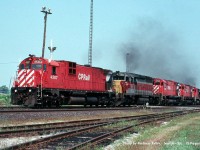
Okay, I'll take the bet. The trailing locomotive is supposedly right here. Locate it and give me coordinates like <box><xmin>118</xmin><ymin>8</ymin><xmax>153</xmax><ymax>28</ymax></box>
<box><xmin>110</xmin><ymin>71</ymin><xmax>155</xmax><ymax>105</ymax></box>
<box><xmin>153</xmin><ymin>78</ymin><xmax>200</xmax><ymax>105</ymax></box>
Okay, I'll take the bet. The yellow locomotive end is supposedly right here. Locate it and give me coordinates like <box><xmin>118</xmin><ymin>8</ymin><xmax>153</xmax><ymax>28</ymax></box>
<box><xmin>112</xmin><ymin>80</ymin><xmax>123</xmax><ymax>94</ymax></box>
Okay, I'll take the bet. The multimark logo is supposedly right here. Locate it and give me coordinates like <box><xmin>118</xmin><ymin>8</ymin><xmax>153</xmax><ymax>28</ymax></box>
<box><xmin>78</xmin><ymin>73</ymin><xmax>90</xmax><ymax>81</ymax></box>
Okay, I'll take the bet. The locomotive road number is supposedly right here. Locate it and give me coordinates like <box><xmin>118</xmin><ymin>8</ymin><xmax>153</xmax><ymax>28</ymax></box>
<box><xmin>50</xmin><ymin>75</ymin><xmax>58</xmax><ymax>79</ymax></box>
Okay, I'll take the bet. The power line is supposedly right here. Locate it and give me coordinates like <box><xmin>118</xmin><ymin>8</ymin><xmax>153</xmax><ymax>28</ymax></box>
<box><xmin>0</xmin><ymin>62</ymin><xmax>18</xmax><ymax>64</ymax></box>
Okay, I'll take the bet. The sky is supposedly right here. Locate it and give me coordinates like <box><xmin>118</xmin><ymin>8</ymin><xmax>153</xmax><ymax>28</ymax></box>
<box><xmin>1</xmin><ymin>0</ymin><xmax>200</xmax><ymax>87</ymax></box>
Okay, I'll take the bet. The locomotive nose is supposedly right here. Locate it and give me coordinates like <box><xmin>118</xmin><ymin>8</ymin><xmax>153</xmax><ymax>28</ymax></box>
<box><xmin>112</xmin><ymin>80</ymin><xmax>123</xmax><ymax>94</ymax></box>
<box><xmin>17</xmin><ymin>69</ymin><xmax>35</xmax><ymax>87</ymax></box>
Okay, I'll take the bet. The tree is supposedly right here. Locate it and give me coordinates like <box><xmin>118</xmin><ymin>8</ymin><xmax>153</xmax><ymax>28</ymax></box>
<box><xmin>0</xmin><ymin>85</ymin><xmax>9</xmax><ymax>94</ymax></box>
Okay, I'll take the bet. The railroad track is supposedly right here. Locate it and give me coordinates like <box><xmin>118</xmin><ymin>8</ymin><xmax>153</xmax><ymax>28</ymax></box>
<box><xmin>0</xmin><ymin>113</ymin><xmax>166</xmax><ymax>138</ymax></box>
<box><xmin>3</xmin><ymin>109</ymin><xmax>200</xmax><ymax>150</ymax></box>
<box><xmin>0</xmin><ymin>105</ymin><xmax>197</xmax><ymax>113</ymax></box>
<box><xmin>0</xmin><ymin>106</ymin><xmax>144</xmax><ymax>113</ymax></box>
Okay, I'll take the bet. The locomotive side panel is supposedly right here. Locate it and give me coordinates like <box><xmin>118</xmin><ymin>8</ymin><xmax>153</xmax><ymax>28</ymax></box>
<box><xmin>153</xmin><ymin>79</ymin><xmax>177</xmax><ymax>97</ymax></box>
<box><xmin>66</xmin><ymin>64</ymin><xmax>106</xmax><ymax>92</ymax></box>
<box><xmin>192</xmin><ymin>87</ymin><xmax>200</xmax><ymax>104</ymax></box>
<box><xmin>91</xmin><ymin>68</ymin><xmax>106</xmax><ymax>91</ymax></box>
<box><xmin>134</xmin><ymin>76</ymin><xmax>153</xmax><ymax>96</ymax></box>
<box><xmin>76</xmin><ymin>65</ymin><xmax>93</xmax><ymax>91</ymax></box>
<box><xmin>163</xmin><ymin>80</ymin><xmax>177</xmax><ymax>97</ymax></box>
<box><xmin>41</xmin><ymin>60</ymin><xmax>107</xmax><ymax>92</ymax></box>
<box><xmin>183</xmin><ymin>85</ymin><xmax>192</xmax><ymax>98</ymax></box>
<box><xmin>178</xmin><ymin>84</ymin><xmax>193</xmax><ymax>104</ymax></box>
<box><xmin>44</xmin><ymin>61</ymin><xmax>62</xmax><ymax>89</ymax></box>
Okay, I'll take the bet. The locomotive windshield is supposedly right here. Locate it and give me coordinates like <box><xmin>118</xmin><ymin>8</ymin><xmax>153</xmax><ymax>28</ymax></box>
<box><xmin>154</xmin><ymin>82</ymin><xmax>160</xmax><ymax>85</ymax></box>
<box><xmin>32</xmin><ymin>64</ymin><xmax>42</xmax><ymax>70</ymax></box>
<box><xmin>25</xmin><ymin>60</ymin><xmax>31</xmax><ymax>69</ymax></box>
<box><xmin>19</xmin><ymin>63</ymin><xmax>42</xmax><ymax>70</ymax></box>
<box><xmin>113</xmin><ymin>75</ymin><xmax>125</xmax><ymax>80</ymax></box>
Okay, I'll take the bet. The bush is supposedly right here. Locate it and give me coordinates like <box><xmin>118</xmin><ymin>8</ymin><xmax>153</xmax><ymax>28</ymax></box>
<box><xmin>0</xmin><ymin>94</ymin><xmax>11</xmax><ymax>106</ymax></box>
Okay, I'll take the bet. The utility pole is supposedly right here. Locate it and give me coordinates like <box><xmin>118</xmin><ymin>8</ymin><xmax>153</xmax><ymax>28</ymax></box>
<box><xmin>88</xmin><ymin>0</ymin><xmax>93</xmax><ymax>66</ymax></box>
<box><xmin>41</xmin><ymin>7</ymin><xmax>52</xmax><ymax>58</ymax></box>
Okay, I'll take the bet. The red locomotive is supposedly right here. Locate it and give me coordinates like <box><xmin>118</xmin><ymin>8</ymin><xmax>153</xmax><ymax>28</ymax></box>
<box><xmin>153</xmin><ymin>78</ymin><xmax>200</xmax><ymax>105</ymax></box>
<box><xmin>11</xmin><ymin>55</ymin><xmax>113</xmax><ymax>107</ymax></box>
<box><xmin>191</xmin><ymin>87</ymin><xmax>200</xmax><ymax>104</ymax></box>
<box><xmin>153</xmin><ymin>79</ymin><xmax>179</xmax><ymax>105</ymax></box>
<box><xmin>177</xmin><ymin>84</ymin><xmax>194</xmax><ymax>105</ymax></box>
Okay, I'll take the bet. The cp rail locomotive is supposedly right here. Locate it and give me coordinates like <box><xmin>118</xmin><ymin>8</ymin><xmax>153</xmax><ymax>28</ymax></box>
<box><xmin>11</xmin><ymin>55</ymin><xmax>200</xmax><ymax>107</ymax></box>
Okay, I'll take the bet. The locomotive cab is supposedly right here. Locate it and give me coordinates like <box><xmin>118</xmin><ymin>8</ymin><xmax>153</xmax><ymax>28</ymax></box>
<box><xmin>153</xmin><ymin>79</ymin><xmax>164</xmax><ymax>96</ymax></box>
<box><xmin>111</xmin><ymin>72</ymin><xmax>132</xmax><ymax>106</ymax></box>
<box><xmin>111</xmin><ymin>71</ymin><xmax>133</xmax><ymax>94</ymax></box>
<box><xmin>15</xmin><ymin>55</ymin><xmax>47</xmax><ymax>87</ymax></box>
<box><xmin>112</xmin><ymin>72</ymin><xmax>125</xmax><ymax>94</ymax></box>
<box><xmin>11</xmin><ymin>55</ymin><xmax>48</xmax><ymax>107</ymax></box>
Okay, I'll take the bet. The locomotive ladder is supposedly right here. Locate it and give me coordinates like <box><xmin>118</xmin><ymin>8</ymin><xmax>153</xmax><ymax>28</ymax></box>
<box><xmin>36</xmin><ymin>85</ymin><xmax>42</xmax><ymax>105</ymax></box>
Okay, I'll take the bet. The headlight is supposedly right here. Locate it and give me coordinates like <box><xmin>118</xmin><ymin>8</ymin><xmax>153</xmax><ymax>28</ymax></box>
<box><xmin>29</xmin><ymin>89</ymin><xmax>32</xmax><ymax>92</ymax></box>
<box><xmin>14</xmin><ymin>89</ymin><xmax>17</xmax><ymax>93</ymax></box>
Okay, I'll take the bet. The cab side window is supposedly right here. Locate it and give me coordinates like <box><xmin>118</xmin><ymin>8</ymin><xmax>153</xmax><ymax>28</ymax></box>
<box><xmin>52</xmin><ymin>66</ymin><xmax>56</xmax><ymax>75</ymax></box>
<box><xmin>43</xmin><ymin>64</ymin><xmax>47</xmax><ymax>71</ymax></box>
<box><xmin>131</xmin><ymin>77</ymin><xmax>134</xmax><ymax>83</ymax></box>
<box><xmin>19</xmin><ymin>64</ymin><xmax>24</xmax><ymax>69</ymax></box>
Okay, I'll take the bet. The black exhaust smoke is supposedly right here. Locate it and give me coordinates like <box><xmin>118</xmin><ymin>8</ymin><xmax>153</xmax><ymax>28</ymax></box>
<box><xmin>118</xmin><ymin>18</ymin><xmax>196</xmax><ymax>86</ymax></box>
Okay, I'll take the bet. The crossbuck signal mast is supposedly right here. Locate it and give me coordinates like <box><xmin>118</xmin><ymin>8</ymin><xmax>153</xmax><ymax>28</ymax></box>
<box><xmin>88</xmin><ymin>0</ymin><xmax>93</xmax><ymax>66</ymax></box>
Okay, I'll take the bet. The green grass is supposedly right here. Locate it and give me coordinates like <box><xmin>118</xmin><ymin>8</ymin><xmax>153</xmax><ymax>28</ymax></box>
<box><xmin>134</xmin><ymin>113</ymin><xmax>200</xmax><ymax>142</ymax></box>
<box><xmin>110</xmin><ymin>112</ymin><xmax>200</xmax><ymax>150</ymax></box>
<box><xmin>161</xmin><ymin>119</ymin><xmax>200</xmax><ymax>150</ymax></box>
<box><xmin>0</xmin><ymin>94</ymin><xmax>11</xmax><ymax>106</ymax></box>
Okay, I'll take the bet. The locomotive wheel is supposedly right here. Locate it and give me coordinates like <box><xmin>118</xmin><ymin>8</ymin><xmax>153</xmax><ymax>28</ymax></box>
<box><xmin>34</xmin><ymin>104</ymin><xmax>39</xmax><ymax>108</ymax></box>
<box><xmin>56</xmin><ymin>101</ymin><xmax>60</xmax><ymax>108</ymax></box>
<box><xmin>42</xmin><ymin>101</ymin><xmax>47</xmax><ymax>108</ymax></box>
<box><xmin>47</xmin><ymin>101</ymin><xmax>52</xmax><ymax>108</ymax></box>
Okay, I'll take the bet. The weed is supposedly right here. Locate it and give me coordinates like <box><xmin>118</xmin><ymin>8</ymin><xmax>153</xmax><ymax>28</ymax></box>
<box><xmin>161</xmin><ymin>118</ymin><xmax>200</xmax><ymax>150</ymax></box>
<box><xmin>110</xmin><ymin>112</ymin><xmax>200</xmax><ymax>150</ymax></box>
<box><xmin>0</xmin><ymin>94</ymin><xmax>11</xmax><ymax>106</ymax></box>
